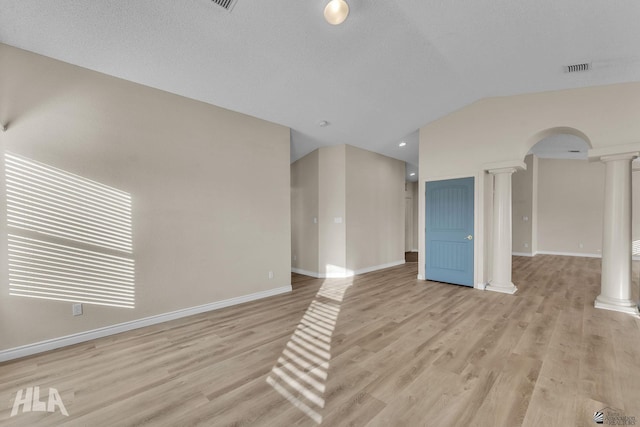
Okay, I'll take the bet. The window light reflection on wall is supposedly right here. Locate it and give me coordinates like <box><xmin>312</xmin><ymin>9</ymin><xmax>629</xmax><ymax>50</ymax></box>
<box><xmin>5</xmin><ymin>153</ymin><xmax>135</xmax><ymax>308</ymax></box>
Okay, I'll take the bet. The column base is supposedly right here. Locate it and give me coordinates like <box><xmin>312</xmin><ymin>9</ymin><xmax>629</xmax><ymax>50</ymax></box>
<box><xmin>486</xmin><ymin>281</ymin><xmax>518</xmax><ymax>295</ymax></box>
<box><xmin>594</xmin><ymin>295</ymin><xmax>640</xmax><ymax>315</ymax></box>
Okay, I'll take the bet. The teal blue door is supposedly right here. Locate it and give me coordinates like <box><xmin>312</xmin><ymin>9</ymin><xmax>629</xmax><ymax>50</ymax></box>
<box><xmin>425</xmin><ymin>177</ymin><xmax>474</xmax><ymax>286</ymax></box>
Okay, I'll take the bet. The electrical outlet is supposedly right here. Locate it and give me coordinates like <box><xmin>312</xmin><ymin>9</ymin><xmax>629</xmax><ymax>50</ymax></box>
<box><xmin>293</xmin><ymin>255</ymin><xmax>297</xmax><ymax>261</ymax></box>
<box><xmin>523</xmin><ymin>243</ymin><xmax>529</xmax><ymax>248</ymax></box>
<box><xmin>72</xmin><ymin>303</ymin><xmax>83</xmax><ymax>316</ymax></box>
<box><xmin>268</xmin><ymin>271</ymin><xmax>274</xmax><ymax>279</ymax></box>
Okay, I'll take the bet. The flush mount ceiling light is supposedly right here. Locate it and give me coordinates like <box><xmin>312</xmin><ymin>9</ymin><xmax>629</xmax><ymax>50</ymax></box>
<box><xmin>319</xmin><ymin>120</ymin><xmax>329</xmax><ymax>127</ymax></box>
<box><xmin>399</xmin><ymin>141</ymin><xmax>407</xmax><ymax>147</ymax></box>
<box><xmin>410</xmin><ymin>172</ymin><xmax>416</xmax><ymax>177</ymax></box>
<box><xmin>324</xmin><ymin>0</ymin><xmax>349</xmax><ymax>25</ymax></box>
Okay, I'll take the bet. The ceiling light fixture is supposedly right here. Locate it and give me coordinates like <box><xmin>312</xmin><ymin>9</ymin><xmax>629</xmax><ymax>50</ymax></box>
<box><xmin>324</xmin><ymin>0</ymin><xmax>349</xmax><ymax>25</ymax></box>
<box><xmin>410</xmin><ymin>172</ymin><xmax>416</xmax><ymax>177</ymax></box>
<box><xmin>399</xmin><ymin>141</ymin><xmax>407</xmax><ymax>147</ymax></box>
<box><xmin>319</xmin><ymin>120</ymin><xmax>329</xmax><ymax>127</ymax></box>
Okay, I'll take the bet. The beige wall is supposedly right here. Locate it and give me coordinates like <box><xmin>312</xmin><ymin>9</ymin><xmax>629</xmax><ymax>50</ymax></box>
<box><xmin>537</xmin><ymin>158</ymin><xmax>604</xmax><ymax>255</ymax></box>
<box><xmin>291</xmin><ymin>144</ymin><xmax>405</xmax><ymax>277</ymax></box>
<box><xmin>345</xmin><ymin>145</ymin><xmax>405</xmax><ymax>272</ymax></box>
<box><xmin>318</xmin><ymin>145</ymin><xmax>347</xmax><ymax>277</ymax></box>
<box><xmin>291</xmin><ymin>150</ymin><xmax>319</xmax><ymax>273</ymax></box>
<box><xmin>537</xmin><ymin>158</ymin><xmax>640</xmax><ymax>257</ymax></box>
<box><xmin>404</xmin><ymin>181</ymin><xmax>419</xmax><ymax>252</ymax></box>
<box><xmin>413</xmin><ymin>182</ymin><xmax>419</xmax><ymax>251</ymax></box>
<box><xmin>635</xmin><ymin>169</ymin><xmax>640</xmax><ymax>255</ymax></box>
<box><xmin>0</xmin><ymin>44</ymin><xmax>291</xmax><ymax>351</ymax></box>
<box><xmin>419</xmin><ymin>82</ymin><xmax>640</xmax><ymax>283</ymax></box>
<box><xmin>512</xmin><ymin>155</ymin><xmax>536</xmax><ymax>255</ymax></box>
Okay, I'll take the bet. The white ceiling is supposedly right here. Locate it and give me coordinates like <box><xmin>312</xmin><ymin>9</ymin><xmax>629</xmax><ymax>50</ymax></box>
<box><xmin>1</xmin><ymin>1</ymin><xmax>639</xmax><ymax>181</ymax></box>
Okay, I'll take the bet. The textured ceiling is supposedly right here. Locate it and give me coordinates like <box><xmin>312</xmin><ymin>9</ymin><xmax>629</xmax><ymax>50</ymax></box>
<box><xmin>1</xmin><ymin>1</ymin><xmax>639</xmax><ymax>181</ymax></box>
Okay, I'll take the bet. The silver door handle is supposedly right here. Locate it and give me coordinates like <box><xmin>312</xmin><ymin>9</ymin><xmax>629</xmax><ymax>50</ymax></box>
<box><xmin>466</xmin><ymin>235</ymin><xmax>473</xmax><ymax>240</ymax></box>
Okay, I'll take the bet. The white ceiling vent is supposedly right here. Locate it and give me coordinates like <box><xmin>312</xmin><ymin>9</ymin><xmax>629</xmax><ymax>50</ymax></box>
<box><xmin>565</xmin><ymin>63</ymin><xmax>590</xmax><ymax>73</ymax></box>
<box><xmin>211</xmin><ymin>0</ymin><xmax>237</xmax><ymax>12</ymax></box>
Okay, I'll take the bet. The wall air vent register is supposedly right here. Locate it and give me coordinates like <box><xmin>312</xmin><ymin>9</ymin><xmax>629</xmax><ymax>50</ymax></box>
<box><xmin>211</xmin><ymin>0</ymin><xmax>238</xmax><ymax>11</ymax></box>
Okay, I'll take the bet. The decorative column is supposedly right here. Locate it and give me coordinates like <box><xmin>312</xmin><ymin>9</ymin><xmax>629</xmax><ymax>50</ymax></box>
<box><xmin>594</xmin><ymin>153</ymin><xmax>639</xmax><ymax>315</ymax></box>
<box><xmin>487</xmin><ymin>167</ymin><xmax>519</xmax><ymax>294</ymax></box>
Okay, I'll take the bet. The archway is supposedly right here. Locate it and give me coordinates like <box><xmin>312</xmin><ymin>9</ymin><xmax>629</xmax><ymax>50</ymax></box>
<box><xmin>512</xmin><ymin>128</ymin><xmax>592</xmax><ymax>257</ymax></box>
<box><xmin>514</xmin><ymin>127</ymin><xmax>639</xmax><ymax>315</ymax></box>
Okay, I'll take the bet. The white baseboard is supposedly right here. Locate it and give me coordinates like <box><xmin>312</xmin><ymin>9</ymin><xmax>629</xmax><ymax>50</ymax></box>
<box><xmin>0</xmin><ymin>285</ymin><xmax>292</xmax><ymax>363</ymax></box>
<box><xmin>512</xmin><ymin>252</ymin><xmax>535</xmax><ymax>257</ymax></box>
<box><xmin>536</xmin><ymin>250</ymin><xmax>601</xmax><ymax>258</ymax></box>
<box><xmin>292</xmin><ymin>260</ymin><xmax>406</xmax><ymax>279</ymax></box>
<box><xmin>354</xmin><ymin>260</ymin><xmax>405</xmax><ymax>275</ymax></box>
<box><xmin>514</xmin><ymin>250</ymin><xmax>639</xmax><ymax>261</ymax></box>
<box><xmin>291</xmin><ymin>268</ymin><xmax>321</xmax><ymax>278</ymax></box>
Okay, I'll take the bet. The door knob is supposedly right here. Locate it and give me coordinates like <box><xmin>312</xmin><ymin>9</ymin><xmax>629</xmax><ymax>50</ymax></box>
<box><xmin>466</xmin><ymin>235</ymin><xmax>473</xmax><ymax>240</ymax></box>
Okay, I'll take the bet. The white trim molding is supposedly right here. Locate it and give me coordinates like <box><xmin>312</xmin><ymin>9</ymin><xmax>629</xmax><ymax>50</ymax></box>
<box><xmin>354</xmin><ymin>260</ymin><xmax>405</xmax><ymax>275</ymax></box>
<box><xmin>536</xmin><ymin>250</ymin><xmax>602</xmax><ymax>258</ymax></box>
<box><xmin>513</xmin><ymin>250</ymin><xmax>639</xmax><ymax>261</ymax></box>
<box><xmin>292</xmin><ymin>260</ymin><xmax>406</xmax><ymax>279</ymax></box>
<box><xmin>291</xmin><ymin>268</ymin><xmax>321</xmax><ymax>278</ymax></box>
<box><xmin>588</xmin><ymin>143</ymin><xmax>640</xmax><ymax>161</ymax></box>
<box><xmin>482</xmin><ymin>159</ymin><xmax>527</xmax><ymax>172</ymax></box>
<box><xmin>512</xmin><ymin>252</ymin><xmax>536</xmax><ymax>257</ymax></box>
<box><xmin>0</xmin><ymin>285</ymin><xmax>292</xmax><ymax>362</ymax></box>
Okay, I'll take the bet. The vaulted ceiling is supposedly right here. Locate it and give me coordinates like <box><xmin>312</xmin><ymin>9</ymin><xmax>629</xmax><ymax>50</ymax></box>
<box><xmin>1</xmin><ymin>1</ymin><xmax>639</xmax><ymax>180</ymax></box>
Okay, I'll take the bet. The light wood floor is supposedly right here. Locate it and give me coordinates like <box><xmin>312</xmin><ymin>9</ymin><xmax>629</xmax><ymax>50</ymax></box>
<box><xmin>1</xmin><ymin>255</ymin><xmax>639</xmax><ymax>426</ymax></box>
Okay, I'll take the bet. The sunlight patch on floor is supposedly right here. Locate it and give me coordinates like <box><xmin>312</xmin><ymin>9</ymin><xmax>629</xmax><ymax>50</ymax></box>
<box><xmin>267</xmin><ymin>278</ymin><xmax>352</xmax><ymax>424</ymax></box>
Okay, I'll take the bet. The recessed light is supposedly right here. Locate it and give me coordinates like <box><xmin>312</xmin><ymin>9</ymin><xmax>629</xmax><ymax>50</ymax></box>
<box><xmin>410</xmin><ymin>172</ymin><xmax>416</xmax><ymax>177</ymax></box>
<box><xmin>399</xmin><ymin>141</ymin><xmax>407</xmax><ymax>147</ymax></box>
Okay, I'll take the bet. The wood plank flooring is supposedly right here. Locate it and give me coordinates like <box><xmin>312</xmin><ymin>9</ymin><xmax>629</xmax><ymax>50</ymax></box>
<box><xmin>1</xmin><ymin>255</ymin><xmax>639</xmax><ymax>426</ymax></box>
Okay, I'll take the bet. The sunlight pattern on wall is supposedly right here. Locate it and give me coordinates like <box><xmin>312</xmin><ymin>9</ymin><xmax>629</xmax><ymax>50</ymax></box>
<box><xmin>267</xmin><ymin>278</ymin><xmax>352</xmax><ymax>424</ymax></box>
<box><xmin>5</xmin><ymin>153</ymin><xmax>132</xmax><ymax>252</ymax></box>
<box><xmin>5</xmin><ymin>153</ymin><xmax>135</xmax><ymax>308</ymax></box>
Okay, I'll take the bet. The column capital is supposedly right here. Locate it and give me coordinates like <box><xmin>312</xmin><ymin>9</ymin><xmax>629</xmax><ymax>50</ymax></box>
<box><xmin>588</xmin><ymin>142</ymin><xmax>640</xmax><ymax>162</ymax></box>
<box><xmin>598</xmin><ymin>152</ymin><xmax>639</xmax><ymax>163</ymax></box>
<box><xmin>487</xmin><ymin>167</ymin><xmax>519</xmax><ymax>175</ymax></box>
<box><xmin>483</xmin><ymin>160</ymin><xmax>526</xmax><ymax>173</ymax></box>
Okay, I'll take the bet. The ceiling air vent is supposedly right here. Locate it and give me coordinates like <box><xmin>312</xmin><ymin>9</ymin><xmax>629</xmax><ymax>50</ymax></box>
<box><xmin>565</xmin><ymin>63</ymin><xmax>590</xmax><ymax>73</ymax></box>
<box><xmin>211</xmin><ymin>0</ymin><xmax>237</xmax><ymax>11</ymax></box>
